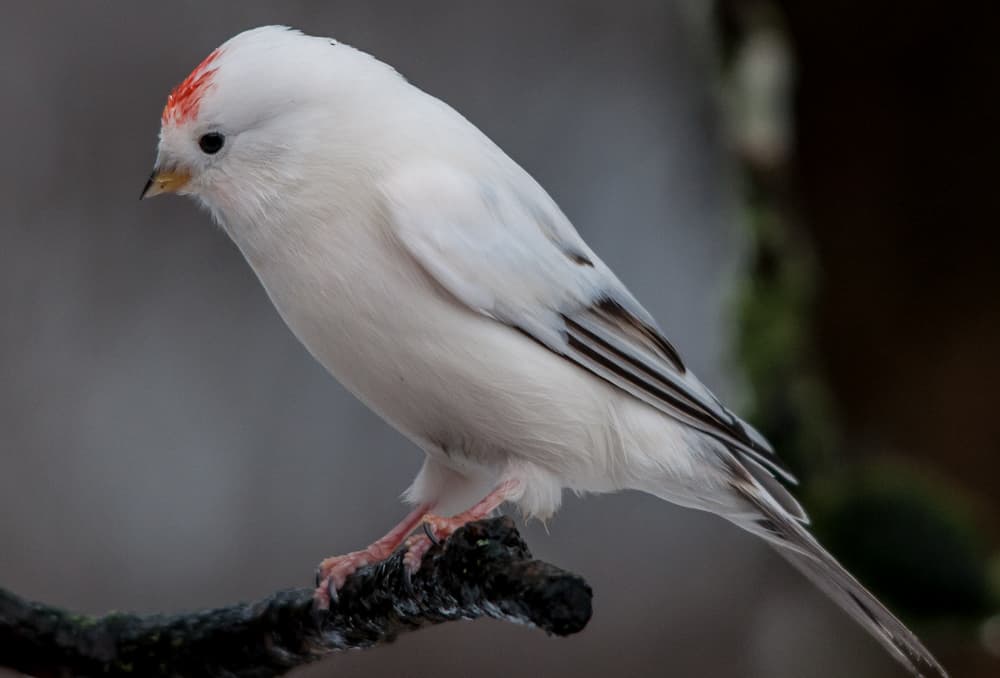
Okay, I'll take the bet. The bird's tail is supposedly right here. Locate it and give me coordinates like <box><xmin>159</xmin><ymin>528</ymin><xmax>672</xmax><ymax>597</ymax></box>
<box><xmin>726</xmin><ymin>475</ymin><xmax>948</xmax><ymax>678</ymax></box>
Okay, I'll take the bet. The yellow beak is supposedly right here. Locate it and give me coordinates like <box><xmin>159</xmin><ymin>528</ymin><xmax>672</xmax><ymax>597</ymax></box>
<box><xmin>140</xmin><ymin>167</ymin><xmax>191</xmax><ymax>199</ymax></box>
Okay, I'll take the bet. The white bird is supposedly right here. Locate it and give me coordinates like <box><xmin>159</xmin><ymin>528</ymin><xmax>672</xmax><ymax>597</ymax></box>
<box><xmin>143</xmin><ymin>26</ymin><xmax>946</xmax><ymax>677</ymax></box>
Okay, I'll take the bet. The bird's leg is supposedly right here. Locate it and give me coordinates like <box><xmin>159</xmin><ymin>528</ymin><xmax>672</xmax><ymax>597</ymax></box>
<box><xmin>403</xmin><ymin>479</ymin><xmax>520</xmax><ymax>571</ymax></box>
<box><xmin>313</xmin><ymin>502</ymin><xmax>432</xmax><ymax>609</ymax></box>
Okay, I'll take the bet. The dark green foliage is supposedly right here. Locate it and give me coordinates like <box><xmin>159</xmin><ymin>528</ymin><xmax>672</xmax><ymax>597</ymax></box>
<box><xmin>733</xmin><ymin>177</ymin><xmax>995</xmax><ymax>622</ymax></box>
<box><xmin>811</xmin><ymin>467</ymin><xmax>992</xmax><ymax>618</ymax></box>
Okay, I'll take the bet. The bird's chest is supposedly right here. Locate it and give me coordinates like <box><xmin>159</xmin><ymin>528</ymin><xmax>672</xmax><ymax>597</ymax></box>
<box><xmin>224</xmin><ymin>211</ymin><xmax>600</xmax><ymax>480</ymax></box>
<box><xmin>236</xmin><ymin>216</ymin><xmax>480</xmax><ymax>438</ymax></box>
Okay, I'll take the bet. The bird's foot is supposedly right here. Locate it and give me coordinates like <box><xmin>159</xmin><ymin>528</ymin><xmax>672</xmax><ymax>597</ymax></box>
<box><xmin>402</xmin><ymin>514</ymin><xmax>469</xmax><ymax>571</ymax></box>
<box><xmin>312</xmin><ymin>503</ymin><xmax>432</xmax><ymax>609</ymax></box>
<box><xmin>313</xmin><ymin>544</ymin><xmax>393</xmax><ymax>609</ymax></box>
<box><xmin>403</xmin><ymin>479</ymin><xmax>520</xmax><ymax>573</ymax></box>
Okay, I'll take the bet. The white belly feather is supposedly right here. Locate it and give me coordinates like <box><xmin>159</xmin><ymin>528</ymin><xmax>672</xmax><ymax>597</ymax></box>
<box><xmin>220</xmin><ymin>208</ymin><xmax>708</xmax><ymax>518</ymax></box>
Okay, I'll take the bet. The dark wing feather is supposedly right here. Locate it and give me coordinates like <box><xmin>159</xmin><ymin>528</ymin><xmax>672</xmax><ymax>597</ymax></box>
<box><xmin>383</xmin><ymin>162</ymin><xmax>796</xmax><ymax>489</ymax></box>
<box><xmin>558</xmin><ymin>295</ymin><xmax>798</xmax><ymax>487</ymax></box>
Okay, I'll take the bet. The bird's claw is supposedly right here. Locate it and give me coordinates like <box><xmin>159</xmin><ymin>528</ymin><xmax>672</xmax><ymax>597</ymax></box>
<box><xmin>313</xmin><ymin>572</ymin><xmax>341</xmax><ymax>611</ymax></box>
<box><xmin>312</xmin><ymin>549</ymin><xmax>378</xmax><ymax>610</ymax></box>
<box><xmin>326</xmin><ymin>577</ymin><xmax>339</xmax><ymax>607</ymax></box>
<box><xmin>422</xmin><ymin>520</ymin><xmax>441</xmax><ymax>545</ymax></box>
<box><xmin>404</xmin><ymin>514</ymin><xmax>463</xmax><ymax>572</ymax></box>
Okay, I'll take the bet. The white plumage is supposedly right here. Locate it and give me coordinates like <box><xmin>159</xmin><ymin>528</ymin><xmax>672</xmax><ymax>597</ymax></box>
<box><xmin>144</xmin><ymin>26</ymin><xmax>946</xmax><ymax>677</ymax></box>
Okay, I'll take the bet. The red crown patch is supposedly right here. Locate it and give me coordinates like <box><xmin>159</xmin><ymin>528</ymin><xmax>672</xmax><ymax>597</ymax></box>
<box><xmin>162</xmin><ymin>49</ymin><xmax>222</xmax><ymax>125</ymax></box>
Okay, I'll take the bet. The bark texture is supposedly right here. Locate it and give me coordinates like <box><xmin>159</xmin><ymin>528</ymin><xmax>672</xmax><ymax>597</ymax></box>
<box><xmin>0</xmin><ymin>517</ymin><xmax>591</xmax><ymax>678</ymax></box>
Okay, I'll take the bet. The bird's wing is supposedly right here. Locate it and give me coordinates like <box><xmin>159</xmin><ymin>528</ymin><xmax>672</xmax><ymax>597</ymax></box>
<box><xmin>382</xmin><ymin>162</ymin><xmax>797</xmax><ymax>489</ymax></box>
<box><xmin>383</xmin><ymin>163</ymin><xmax>954</xmax><ymax>677</ymax></box>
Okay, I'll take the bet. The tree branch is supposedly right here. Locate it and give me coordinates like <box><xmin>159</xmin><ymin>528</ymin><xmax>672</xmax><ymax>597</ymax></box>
<box><xmin>0</xmin><ymin>517</ymin><xmax>591</xmax><ymax>678</ymax></box>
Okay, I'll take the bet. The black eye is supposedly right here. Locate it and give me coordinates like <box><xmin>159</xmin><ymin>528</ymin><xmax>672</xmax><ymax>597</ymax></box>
<box><xmin>198</xmin><ymin>132</ymin><xmax>225</xmax><ymax>154</ymax></box>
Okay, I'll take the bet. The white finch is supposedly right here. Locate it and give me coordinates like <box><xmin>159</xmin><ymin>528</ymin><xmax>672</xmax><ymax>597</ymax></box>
<box><xmin>143</xmin><ymin>26</ymin><xmax>945</xmax><ymax>677</ymax></box>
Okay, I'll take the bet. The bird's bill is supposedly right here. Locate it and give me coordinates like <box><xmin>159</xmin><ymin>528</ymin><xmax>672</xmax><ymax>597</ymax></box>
<box><xmin>140</xmin><ymin>167</ymin><xmax>191</xmax><ymax>199</ymax></box>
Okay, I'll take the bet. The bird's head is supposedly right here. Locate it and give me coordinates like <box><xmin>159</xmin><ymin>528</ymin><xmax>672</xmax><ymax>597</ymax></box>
<box><xmin>142</xmin><ymin>25</ymin><xmax>405</xmax><ymax>225</ymax></box>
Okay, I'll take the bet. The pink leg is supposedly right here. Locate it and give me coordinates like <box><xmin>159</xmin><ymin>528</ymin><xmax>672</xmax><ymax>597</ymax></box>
<box><xmin>403</xmin><ymin>479</ymin><xmax>520</xmax><ymax>571</ymax></box>
<box><xmin>313</xmin><ymin>502</ymin><xmax>432</xmax><ymax>609</ymax></box>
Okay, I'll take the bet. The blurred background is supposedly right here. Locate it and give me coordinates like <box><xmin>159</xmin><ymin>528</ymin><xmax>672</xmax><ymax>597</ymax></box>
<box><xmin>1</xmin><ymin>2</ymin><xmax>996</xmax><ymax>676</ymax></box>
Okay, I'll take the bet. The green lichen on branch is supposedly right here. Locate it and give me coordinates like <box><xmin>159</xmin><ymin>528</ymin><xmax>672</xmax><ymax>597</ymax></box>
<box><xmin>0</xmin><ymin>517</ymin><xmax>592</xmax><ymax>678</ymax></box>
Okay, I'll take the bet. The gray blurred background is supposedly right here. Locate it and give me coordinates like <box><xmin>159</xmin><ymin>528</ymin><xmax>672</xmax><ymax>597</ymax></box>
<box><xmin>2</xmin><ymin>2</ymin><xmax>994</xmax><ymax>677</ymax></box>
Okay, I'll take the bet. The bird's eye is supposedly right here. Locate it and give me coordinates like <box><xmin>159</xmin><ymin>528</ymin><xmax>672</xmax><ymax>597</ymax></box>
<box><xmin>198</xmin><ymin>132</ymin><xmax>225</xmax><ymax>155</ymax></box>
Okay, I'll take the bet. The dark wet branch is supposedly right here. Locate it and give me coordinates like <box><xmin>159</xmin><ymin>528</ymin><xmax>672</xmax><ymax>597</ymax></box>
<box><xmin>0</xmin><ymin>517</ymin><xmax>591</xmax><ymax>678</ymax></box>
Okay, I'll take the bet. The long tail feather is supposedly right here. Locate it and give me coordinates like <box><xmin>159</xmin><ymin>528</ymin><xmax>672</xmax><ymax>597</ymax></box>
<box><xmin>732</xmin><ymin>481</ymin><xmax>948</xmax><ymax>678</ymax></box>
